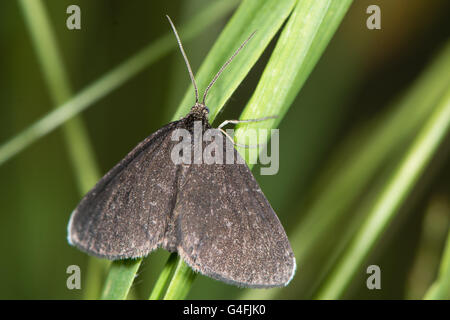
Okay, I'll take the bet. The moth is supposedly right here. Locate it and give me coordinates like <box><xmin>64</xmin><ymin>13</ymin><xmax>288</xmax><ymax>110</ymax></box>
<box><xmin>68</xmin><ymin>16</ymin><xmax>296</xmax><ymax>288</ymax></box>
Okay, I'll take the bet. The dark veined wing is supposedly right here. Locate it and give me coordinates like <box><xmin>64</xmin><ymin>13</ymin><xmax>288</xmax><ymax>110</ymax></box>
<box><xmin>68</xmin><ymin>121</ymin><xmax>182</xmax><ymax>260</ymax></box>
<box><xmin>174</xmin><ymin>134</ymin><xmax>296</xmax><ymax>288</ymax></box>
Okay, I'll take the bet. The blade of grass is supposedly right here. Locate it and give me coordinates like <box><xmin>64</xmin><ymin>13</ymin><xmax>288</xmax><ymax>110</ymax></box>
<box><xmin>236</xmin><ymin>0</ymin><xmax>353</xmax><ymax>151</ymax></box>
<box><xmin>101</xmin><ymin>259</ymin><xmax>142</xmax><ymax>300</ymax></box>
<box><xmin>145</xmin><ymin>0</ymin><xmax>298</xmax><ymax>300</ymax></box>
<box><xmin>406</xmin><ymin>195</ymin><xmax>449</xmax><ymax>299</ymax></box>
<box><xmin>235</xmin><ymin>0</ymin><xmax>353</xmax><ymax>299</ymax></box>
<box><xmin>163</xmin><ymin>256</ymin><xmax>198</xmax><ymax>300</ymax></box>
<box><xmin>18</xmin><ymin>0</ymin><xmax>99</xmax><ymax>191</ymax></box>
<box><xmin>316</xmin><ymin>83</ymin><xmax>450</xmax><ymax>299</ymax></box>
<box><xmin>149</xmin><ymin>253</ymin><xmax>178</xmax><ymax>300</ymax></box>
<box><xmin>83</xmin><ymin>255</ymin><xmax>109</xmax><ymax>300</ymax></box>
<box><xmin>0</xmin><ymin>0</ymin><xmax>239</xmax><ymax>167</ymax></box>
<box><xmin>300</xmin><ymin>140</ymin><xmax>447</xmax><ymax>300</ymax></box>
<box><xmin>423</xmin><ymin>228</ymin><xmax>450</xmax><ymax>299</ymax></box>
<box><xmin>18</xmin><ymin>0</ymin><xmax>108</xmax><ymax>299</ymax></box>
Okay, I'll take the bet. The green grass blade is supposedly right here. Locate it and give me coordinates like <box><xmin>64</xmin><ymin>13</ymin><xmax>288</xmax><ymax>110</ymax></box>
<box><xmin>316</xmin><ymin>82</ymin><xmax>450</xmax><ymax>299</ymax></box>
<box><xmin>423</xmin><ymin>229</ymin><xmax>450</xmax><ymax>299</ymax></box>
<box><xmin>18</xmin><ymin>0</ymin><xmax>108</xmax><ymax>299</ymax></box>
<box><xmin>84</xmin><ymin>257</ymin><xmax>110</xmax><ymax>300</ymax></box>
<box><xmin>236</xmin><ymin>0</ymin><xmax>353</xmax><ymax>152</ymax></box>
<box><xmin>149</xmin><ymin>253</ymin><xmax>178</xmax><ymax>300</ymax></box>
<box><xmin>18</xmin><ymin>0</ymin><xmax>100</xmax><ymax>192</ymax></box>
<box><xmin>405</xmin><ymin>195</ymin><xmax>450</xmax><ymax>299</ymax></box>
<box><xmin>163</xmin><ymin>256</ymin><xmax>198</xmax><ymax>300</ymax></box>
<box><xmin>0</xmin><ymin>0</ymin><xmax>239</xmax><ymax>168</ymax></box>
<box><xmin>100</xmin><ymin>259</ymin><xmax>142</xmax><ymax>300</ymax></box>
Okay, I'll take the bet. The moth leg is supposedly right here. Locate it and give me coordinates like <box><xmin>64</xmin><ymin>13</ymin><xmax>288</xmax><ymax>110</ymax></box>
<box><xmin>218</xmin><ymin>116</ymin><xmax>277</xmax><ymax>149</ymax></box>
<box><xmin>218</xmin><ymin>128</ymin><xmax>256</xmax><ymax>149</ymax></box>
<box><xmin>217</xmin><ymin>116</ymin><xmax>277</xmax><ymax>129</ymax></box>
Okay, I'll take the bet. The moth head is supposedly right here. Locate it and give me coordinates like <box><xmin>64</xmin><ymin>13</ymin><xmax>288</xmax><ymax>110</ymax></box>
<box><xmin>190</xmin><ymin>102</ymin><xmax>209</xmax><ymax>120</ymax></box>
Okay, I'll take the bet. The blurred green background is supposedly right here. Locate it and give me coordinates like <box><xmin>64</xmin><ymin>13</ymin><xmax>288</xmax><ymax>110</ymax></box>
<box><xmin>0</xmin><ymin>0</ymin><xmax>449</xmax><ymax>299</ymax></box>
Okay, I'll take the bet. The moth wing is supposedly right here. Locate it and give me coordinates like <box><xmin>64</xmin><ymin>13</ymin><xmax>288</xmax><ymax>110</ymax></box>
<box><xmin>175</xmin><ymin>136</ymin><xmax>296</xmax><ymax>288</ymax></box>
<box><xmin>68</xmin><ymin>121</ymin><xmax>181</xmax><ymax>260</ymax></box>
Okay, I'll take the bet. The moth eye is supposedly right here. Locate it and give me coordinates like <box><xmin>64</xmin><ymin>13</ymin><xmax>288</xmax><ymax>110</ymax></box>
<box><xmin>205</xmin><ymin>107</ymin><xmax>210</xmax><ymax>113</ymax></box>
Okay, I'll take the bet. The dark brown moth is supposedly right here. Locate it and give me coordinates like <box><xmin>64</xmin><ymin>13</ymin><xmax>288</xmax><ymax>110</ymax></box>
<box><xmin>67</xmin><ymin>16</ymin><xmax>296</xmax><ymax>288</ymax></box>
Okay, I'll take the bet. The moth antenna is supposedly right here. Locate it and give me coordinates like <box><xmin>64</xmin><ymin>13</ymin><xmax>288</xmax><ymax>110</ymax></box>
<box><xmin>166</xmin><ymin>15</ymin><xmax>199</xmax><ymax>103</ymax></box>
<box><xmin>202</xmin><ymin>31</ymin><xmax>256</xmax><ymax>105</ymax></box>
